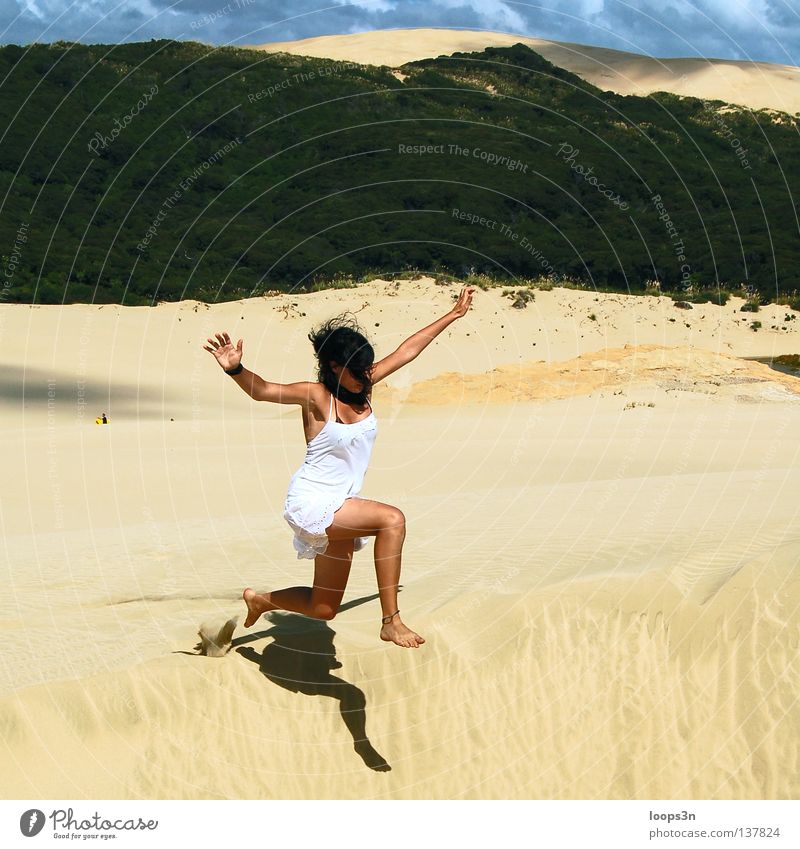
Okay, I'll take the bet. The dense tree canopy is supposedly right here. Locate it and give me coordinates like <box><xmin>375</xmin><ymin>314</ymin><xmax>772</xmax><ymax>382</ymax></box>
<box><xmin>0</xmin><ymin>40</ymin><xmax>797</xmax><ymax>304</ymax></box>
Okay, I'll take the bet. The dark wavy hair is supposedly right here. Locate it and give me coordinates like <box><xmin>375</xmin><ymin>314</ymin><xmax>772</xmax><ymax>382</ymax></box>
<box><xmin>308</xmin><ymin>315</ymin><xmax>374</xmax><ymax>406</ymax></box>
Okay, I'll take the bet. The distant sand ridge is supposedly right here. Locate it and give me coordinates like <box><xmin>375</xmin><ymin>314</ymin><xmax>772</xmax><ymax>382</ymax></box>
<box><xmin>253</xmin><ymin>28</ymin><xmax>800</xmax><ymax>113</ymax></box>
<box><xmin>401</xmin><ymin>343</ymin><xmax>800</xmax><ymax>405</ymax></box>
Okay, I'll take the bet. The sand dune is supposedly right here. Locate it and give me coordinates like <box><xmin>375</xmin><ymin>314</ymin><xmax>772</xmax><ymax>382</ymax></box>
<box><xmin>404</xmin><ymin>343</ymin><xmax>800</xmax><ymax>405</ymax></box>
<box><xmin>2</xmin><ymin>540</ymin><xmax>798</xmax><ymax>798</ymax></box>
<box><xmin>252</xmin><ymin>28</ymin><xmax>800</xmax><ymax>114</ymax></box>
<box><xmin>2</xmin><ymin>278</ymin><xmax>799</xmax><ymax>798</ymax></box>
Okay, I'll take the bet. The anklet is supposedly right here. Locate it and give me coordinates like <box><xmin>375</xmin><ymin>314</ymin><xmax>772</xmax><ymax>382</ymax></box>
<box><xmin>381</xmin><ymin>610</ymin><xmax>399</xmax><ymax>624</ymax></box>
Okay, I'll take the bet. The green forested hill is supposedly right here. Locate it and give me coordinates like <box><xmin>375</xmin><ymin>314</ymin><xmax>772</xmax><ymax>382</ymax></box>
<box><xmin>0</xmin><ymin>39</ymin><xmax>797</xmax><ymax>305</ymax></box>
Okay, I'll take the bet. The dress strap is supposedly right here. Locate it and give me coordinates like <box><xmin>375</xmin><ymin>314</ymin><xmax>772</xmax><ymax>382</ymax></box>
<box><xmin>327</xmin><ymin>392</ymin><xmax>334</xmax><ymax>423</ymax></box>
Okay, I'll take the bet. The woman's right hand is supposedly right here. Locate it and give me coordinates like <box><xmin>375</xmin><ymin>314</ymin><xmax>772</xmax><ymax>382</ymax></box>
<box><xmin>450</xmin><ymin>286</ymin><xmax>476</xmax><ymax>319</ymax></box>
<box><xmin>203</xmin><ymin>332</ymin><xmax>243</xmax><ymax>371</ymax></box>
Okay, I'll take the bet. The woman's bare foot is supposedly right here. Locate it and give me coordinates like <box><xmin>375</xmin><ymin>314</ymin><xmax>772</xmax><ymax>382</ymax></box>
<box><xmin>243</xmin><ymin>587</ymin><xmax>272</xmax><ymax>628</ymax></box>
<box><xmin>380</xmin><ymin>615</ymin><xmax>425</xmax><ymax>648</ymax></box>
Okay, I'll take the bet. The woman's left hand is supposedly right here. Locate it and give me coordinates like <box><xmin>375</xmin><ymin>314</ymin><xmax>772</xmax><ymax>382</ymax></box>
<box><xmin>451</xmin><ymin>286</ymin><xmax>476</xmax><ymax>319</ymax></box>
<box><xmin>203</xmin><ymin>331</ymin><xmax>243</xmax><ymax>371</ymax></box>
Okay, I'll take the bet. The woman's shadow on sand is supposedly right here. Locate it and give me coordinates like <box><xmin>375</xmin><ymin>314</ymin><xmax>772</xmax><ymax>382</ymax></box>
<box><xmin>233</xmin><ymin>593</ymin><xmax>391</xmax><ymax>772</ymax></box>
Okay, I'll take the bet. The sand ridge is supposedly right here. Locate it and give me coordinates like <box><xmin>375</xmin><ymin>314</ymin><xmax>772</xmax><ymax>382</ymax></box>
<box><xmin>401</xmin><ymin>343</ymin><xmax>800</xmax><ymax>405</ymax></box>
<box><xmin>250</xmin><ymin>28</ymin><xmax>800</xmax><ymax>114</ymax></box>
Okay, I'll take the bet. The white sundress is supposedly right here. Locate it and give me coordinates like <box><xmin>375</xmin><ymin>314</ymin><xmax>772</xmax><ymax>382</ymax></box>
<box><xmin>283</xmin><ymin>391</ymin><xmax>378</xmax><ymax>560</ymax></box>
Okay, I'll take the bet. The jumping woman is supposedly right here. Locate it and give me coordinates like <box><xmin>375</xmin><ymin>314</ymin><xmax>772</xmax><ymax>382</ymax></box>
<box><xmin>203</xmin><ymin>286</ymin><xmax>475</xmax><ymax>648</ymax></box>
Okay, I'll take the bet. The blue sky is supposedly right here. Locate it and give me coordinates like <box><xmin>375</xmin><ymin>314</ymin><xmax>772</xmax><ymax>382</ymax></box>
<box><xmin>1</xmin><ymin>0</ymin><xmax>798</xmax><ymax>65</ymax></box>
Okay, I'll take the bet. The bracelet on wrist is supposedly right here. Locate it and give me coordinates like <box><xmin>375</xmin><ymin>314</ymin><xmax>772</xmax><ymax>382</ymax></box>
<box><xmin>225</xmin><ymin>363</ymin><xmax>244</xmax><ymax>375</ymax></box>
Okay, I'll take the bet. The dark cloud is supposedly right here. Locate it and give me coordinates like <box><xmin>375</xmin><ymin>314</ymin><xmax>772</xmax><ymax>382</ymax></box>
<box><xmin>0</xmin><ymin>0</ymin><xmax>797</xmax><ymax>65</ymax></box>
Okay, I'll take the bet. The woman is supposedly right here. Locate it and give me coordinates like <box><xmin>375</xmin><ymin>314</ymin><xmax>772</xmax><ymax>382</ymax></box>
<box><xmin>203</xmin><ymin>286</ymin><xmax>475</xmax><ymax>648</ymax></box>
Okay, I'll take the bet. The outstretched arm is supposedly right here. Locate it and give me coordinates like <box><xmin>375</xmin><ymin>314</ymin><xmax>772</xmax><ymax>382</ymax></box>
<box><xmin>203</xmin><ymin>332</ymin><xmax>316</xmax><ymax>406</ymax></box>
<box><xmin>369</xmin><ymin>286</ymin><xmax>476</xmax><ymax>385</ymax></box>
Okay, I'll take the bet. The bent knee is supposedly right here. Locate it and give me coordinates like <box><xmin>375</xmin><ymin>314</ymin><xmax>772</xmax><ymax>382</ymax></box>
<box><xmin>311</xmin><ymin>603</ymin><xmax>338</xmax><ymax>621</ymax></box>
<box><xmin>382</xmin><ymin>506</ymin><xmax>406</xmax><ymax>533</ymax></box>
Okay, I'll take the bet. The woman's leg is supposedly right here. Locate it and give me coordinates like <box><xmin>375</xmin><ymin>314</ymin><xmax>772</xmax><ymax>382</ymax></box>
<box><xmin>243</xmin><ymin>538</ymin><xmax>354</xmax><ymax>627</ymax></box>
<box><xmin>325</xmin><ymin>498</ymin><xmax>425</xmax><ymax>648</ymax></box>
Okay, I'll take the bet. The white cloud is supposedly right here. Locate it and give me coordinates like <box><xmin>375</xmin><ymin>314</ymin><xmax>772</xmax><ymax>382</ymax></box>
<box><xmin>18</xmin><ymin>0</ymin><xmax>45</xmax><ymax>20</ymax></box>
<box><xmin>694</xmin><ymin>0</ymin><xmax>770</xmax><ymax>26</ymax></box>
<box><xmin>430</xmin><ymin>0</ymin><xmax>529</xmax><ymax>32</ymax></box>
<box><xmin>337</xmin><ymin>0</ymin><xmax>395</xmax><ymax>12</ymax></box>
